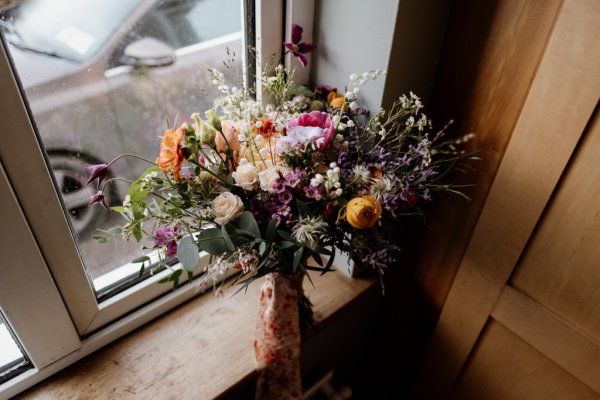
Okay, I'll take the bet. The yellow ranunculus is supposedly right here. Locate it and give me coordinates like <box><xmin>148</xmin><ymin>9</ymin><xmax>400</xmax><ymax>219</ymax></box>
<box><xmin>327</xmin><ymin>91</ymin><xmax>345</xmax><ymax>109</ymax></box>
<box><xmin>345</xmin><ymin>196</ymin><xmax>382</xmax><ymax>229</ymax></box>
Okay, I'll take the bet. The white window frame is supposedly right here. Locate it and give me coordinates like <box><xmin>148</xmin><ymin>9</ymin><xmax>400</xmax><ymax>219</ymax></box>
<box><xmin>0</xmin><ymin>0</ymin><xmax>308</xmax><ymax>397</ymax></box>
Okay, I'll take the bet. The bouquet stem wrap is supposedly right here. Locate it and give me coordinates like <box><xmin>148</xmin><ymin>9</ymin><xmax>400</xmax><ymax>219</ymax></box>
<box><xmin>254</xmin><ymin>271</ymin><xmax>305</xmax><ymax>399</ymax></box>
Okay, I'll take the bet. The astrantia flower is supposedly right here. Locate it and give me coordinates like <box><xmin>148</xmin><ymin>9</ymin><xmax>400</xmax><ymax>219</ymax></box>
<box><xmin>292</xmin><ymin>216</ymin><xmax>328</xmax><ymax>249</ymax></box>
<box><xmin>284</xmin><ymin>24</ymin><xmax>315</xmax><ymax>67</ymax></box>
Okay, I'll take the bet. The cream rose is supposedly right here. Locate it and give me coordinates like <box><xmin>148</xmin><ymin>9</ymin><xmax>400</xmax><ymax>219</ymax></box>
<box><xmin>211</xmin><ymin>192</ymin><xmax>244</xmax><ymax>225</ymax></box>
<box><xmin>232</xmin><ymin>159</ymin><xmax>258</xmax><ymax>191</ymax></box>
<box><xmin>258</xmin><ymin>165</ymin><xmax>290</xmax><ymax>193</ymax></box>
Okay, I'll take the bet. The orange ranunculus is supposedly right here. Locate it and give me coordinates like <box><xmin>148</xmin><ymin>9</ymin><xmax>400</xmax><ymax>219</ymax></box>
<box><xmin>156</xmin><ymin>127</ymin><xmax>185</xmax><ymax>181</ymax></box>
<box><xmin>257</xmin><ymin>118</ymin><xmax>278</xmax><ymax>139</ymax></box>
<box><xmin>345</xmin><ymin>195</ymin><xmax>382</xmax><ymax>229</ymax></box>
<box><xmin>327</xmin><ymin>91</ymin><xmax>345</xmax><ymax>109</ymax></box>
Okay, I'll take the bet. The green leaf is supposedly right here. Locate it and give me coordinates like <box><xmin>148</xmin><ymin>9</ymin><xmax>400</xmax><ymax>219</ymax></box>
<box><xmin>293</xmin><ymin>247</ymin><xmax>304</xmax><ymax>272</ymax></box>
<box><xmin>138</xmin><ymin>264</ymin><xmax>145</xmax><ymax>278</ymax></box>
<box><xmin>177</xmin><ymin>235</ymin><xmax>200</xmax><ymax>271</ymax></box>
<box><xmin>233</xmin><ymin>211</ymin><xmax>260</xmax><ymax>238</ymax></box>
<box><xmin>266</xmin><ymin>219</ymin><xmax>278</xmax><ymax>242</ymax></box>
<box><xmin>288</xmin><ymin>85</ymin><xmax>314</xmax><ymax>98</ymax></box>
<box><xmin>296</xmin><ymin>199</ymin><xmax>310</xmax><ymax>218</ymax></box>
<box><xmin>196</xmin><ymin>228</ymin><xmax>230</xmax><ymax>255</ymax></box>
<box><xmin>277</xmin><ymin>241</ymin><xmax>296</xmax><ymax>250</ymax></box>
<box><xmin>127</xmin><ymin>166</ymin><xmax>162</xmax><ymax>206</ymax></box>
<box><xmin>277</xmin><ymin>229</ymin><xmax>293</xmax><ymax>241</ymax></box>
<box><xmin>98</xmin><ymin>226</ymin><xmax>123</xmax><ymax>235</ymax></box>
<box><xmin>92</xmin><ymin>235</ymin><xmax>107</xmax><ymax>243</ymax></box>
<box><xmin>221</xmin><ymin>224</ymin><xmax>235</xmax><ymax>252</ymax></box>
<box><xmin>131</xmin><ymin>255</ymin><xmax>151</xmax><ymax>264</ymax></box>
<box><xmin>259</xmin><ymin>241</ymin><xmax>267</xmax><ymax>256</ymax></box>
<box><xmin>322</xmin><ymin>247</ymin><xmax>336</xmax><ymax>275</ymax></box>
<box><xmin>111</xmin><ymin>206</ymin><xmax>125</xmax><ymax>213</ymax></box>
<box><xmin>170</xmin><ymin>269</ymin><xmax>183</xmax><ymax>290</ymax></box>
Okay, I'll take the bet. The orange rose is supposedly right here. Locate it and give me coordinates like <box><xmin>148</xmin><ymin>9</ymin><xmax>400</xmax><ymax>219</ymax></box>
<box><xmin>345</xmin><ymin>196</ymin><xmax>382</xmax><ymax>229</ymax></box>
<box><xmin>156</xmin><ymin>128</ymin><xmax>185</xmax><ymax>180</ymax></box>
<box><xmin>327</xmin><ymin>91</ymin><xmax>345</xmax><ymax>109</ymax></box>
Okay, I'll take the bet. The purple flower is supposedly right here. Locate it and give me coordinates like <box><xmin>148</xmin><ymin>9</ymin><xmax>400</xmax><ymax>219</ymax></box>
<box><xmin>89</xmin><ymin>191</ymin><xmax>109</xmax><ymax>209</ymax></box>
<box><xmin>278</xmin><ymin>191</ymin><xmax>293</xmax><ymax>204</ymax></box>
<box><xmin>154</xmin><ymin>226</ymin><xmax>180</xmax><ymax>258</ymax></box>
<box><xmin>85</xmin><ymin>163</ymin><xmax>109</xmax><ymax>186</ymax></box>
<box><xmin>284</xmin><ymin>172</ymin><xmax>301</xmax><ymax>188</ymax></box>
<box><xmin>284</xmin><ymin>24</ymin><xmax>315</xmax><ymax>67</ymax></box>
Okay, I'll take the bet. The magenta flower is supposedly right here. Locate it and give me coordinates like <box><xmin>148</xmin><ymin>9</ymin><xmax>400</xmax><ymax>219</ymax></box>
<box><xmin>284</xmin><ymin>24</ymin><xmax>315</xmax><ymax>68</ymax></box>
<box><xmin>85</xmin><ymin>163</ymin><xmax>109</xmax><ymax>186</ymax></box>
<box><xmin>282</xmin><ymin>111</ymin><xmax>334</xmax><ymax>152</ymax></box>
<box><xmin>154</xmin><ymin>226</ymin><xmax>181</xmax><ymax>258</ymax></box>
<box><xmin>89</xmin><ymin>191</ymin><xmax>109</xmax><ymax>209</ymax></box>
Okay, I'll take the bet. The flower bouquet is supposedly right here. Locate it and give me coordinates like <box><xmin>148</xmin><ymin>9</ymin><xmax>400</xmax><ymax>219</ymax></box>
<box><xmin>87</xmin><ymin>25</ymin><xmax>476</xmax><ymax>399</ymax></box>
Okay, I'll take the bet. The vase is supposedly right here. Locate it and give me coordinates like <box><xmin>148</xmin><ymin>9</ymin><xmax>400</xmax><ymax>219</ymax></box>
<box><xmin>254</xmin><ymin>270</ymin><xmax>309</xmax><ymax>400</ymax></box>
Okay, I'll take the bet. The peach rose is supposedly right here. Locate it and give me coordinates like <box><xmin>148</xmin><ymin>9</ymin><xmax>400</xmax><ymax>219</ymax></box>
<box><xmin>156</xmin><ymin>128</ymin><xmax>185</xmax><ymax>181</ymax></box>
<box><xmin>216</xmin><ymin>120</ymin><xmax>242</xmax><ymax>153</ymax></box>
<box><xmin>210</xmin><ymin>192</ymin><xmax>244</xmax><ymax>225</ymax></box>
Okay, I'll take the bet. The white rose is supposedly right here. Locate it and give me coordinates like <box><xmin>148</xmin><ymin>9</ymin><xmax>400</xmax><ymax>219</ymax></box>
<box><xmin>232</xmin><ymin>160</ymin><xmax>258</xmax><ymax>191</ymax></box>
<box><xmin>211</xmin><ymin>192</ymin><xmax>244</xmax><ymax>225</ymax></box>
<box><xmin>258</xmin><ymin>165</ymin><xmax>290</xmax><ymax>193</ymax></box>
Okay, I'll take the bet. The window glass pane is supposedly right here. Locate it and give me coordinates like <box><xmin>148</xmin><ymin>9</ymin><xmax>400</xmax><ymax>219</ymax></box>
<box><xmin>0</xmin><ymin>313</ymin><xmax>31</xmax><ymax>384</ymax></box>
<box><xmin>1</xmin><ymin>0</ymin><xmax>244</xmax><ymax>295</ymax></box>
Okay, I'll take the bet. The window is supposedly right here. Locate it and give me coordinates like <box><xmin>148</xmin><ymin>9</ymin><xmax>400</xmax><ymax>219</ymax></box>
<box><xmin>0</xmin><ymin>314</ymin><xmax>31</xmax><ymax>385</ymax></box>
<box><xmin>0</xmin><ymin>0</ymin><xmax>293</xmax><ymax>396</ymax></box>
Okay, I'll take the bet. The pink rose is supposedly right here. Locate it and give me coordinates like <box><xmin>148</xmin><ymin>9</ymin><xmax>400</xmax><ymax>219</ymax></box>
<box><xmin>282</xmin><ymin>111</ymin><xmax>334</xmax><ymax>152</ymax></box>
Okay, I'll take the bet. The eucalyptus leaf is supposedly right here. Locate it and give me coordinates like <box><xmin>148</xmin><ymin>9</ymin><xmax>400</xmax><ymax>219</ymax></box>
<box><xmin>233</xmin><ymin>211</ymin><xmax>260</xmax><ymax>238</ymax></box>
<box><xmin>177</xmin><ymin>236</ymin><xmax>200</xmax><ymax>271</ymax></box>
<box><xmin>266</xmin><ymin>219</ymin><xmax>278</xmax><ymax>242</ymax></box>
<box><xmin>92</xmin><ymin>235</ymin><xmax>107</xmax><ymax>243</ymax></box>
<box><xmin>259</xmin><ymin>241</ymin><xmax>267</xmax><ymax>256</ymax></box>
<box><xmin>221</xmin><ymin>224</ymin><xmax>235</xmax><ymax>252</ymax></box>
<box><xmin>196</xmin><ymin>228</ymin><xmax>229</xmax><ymax>255</ymax></box>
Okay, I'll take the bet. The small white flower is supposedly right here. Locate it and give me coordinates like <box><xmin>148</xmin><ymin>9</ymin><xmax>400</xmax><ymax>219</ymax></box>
<box><xmin>349</xmin><ymin>73</ymin><xmax>358</xmax><ymax>81</ymax></box>
<box><xmin>335</xmin><ymin>188</ymin><xmax>343</xmax><ymax>197</ymax></box>
<box><xmin>349</xmin><ymin>101</ymin><xmax>359</xmax><ymax>111</ymax></box>
<box><xmin>255</xmin><ymin>120</ymin><xmax>263</xmax><ymax>128</ymax></box>
<box><xmin>347</xmin><ymin>120</ymin><xmax>355</xmax><ymax>128</ymax></box>
<box><xmin>123</xmin><ymin>194</ymin><xmax>132</xmax><ymax>209</ymax></box>
<box><xmin>345</xmin><ymin>91</ymin><xmax>355</xmax><ymax>100</ymax></box>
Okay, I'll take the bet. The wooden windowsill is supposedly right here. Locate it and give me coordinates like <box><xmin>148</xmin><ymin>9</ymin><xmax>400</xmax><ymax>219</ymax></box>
<box><xmin>16</xmin><ymin>270</ymin><xmax>376</xmax><ymax>399</ymax></box>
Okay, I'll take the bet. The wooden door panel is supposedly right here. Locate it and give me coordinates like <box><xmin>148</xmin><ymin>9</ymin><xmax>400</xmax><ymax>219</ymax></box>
<box><xmin>450</xmin><ymin>321</ymin><xmax>600</xmax><ymax>400</ymax></box>
<box><xmin>510</xmin><ymin>111</ymin><xmax>600</xmax><ymax>340</ymax></box>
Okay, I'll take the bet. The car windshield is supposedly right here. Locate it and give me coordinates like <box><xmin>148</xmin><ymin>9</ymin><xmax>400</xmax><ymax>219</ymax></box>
<box><xmin>1</xmin><ymin>0</ymin><xmax>144</xmax><ymax>63</ymax></box>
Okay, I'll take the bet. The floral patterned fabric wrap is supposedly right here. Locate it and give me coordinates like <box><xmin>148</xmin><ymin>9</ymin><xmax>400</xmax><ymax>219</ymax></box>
<box><xmin>254</xmin><ymin>272</ymin><xmax>302</xmax><ymax>399</ymax></box>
